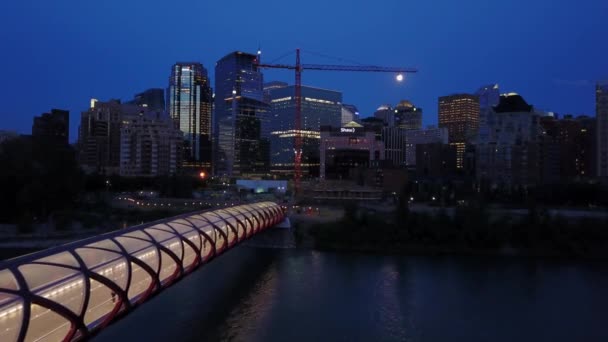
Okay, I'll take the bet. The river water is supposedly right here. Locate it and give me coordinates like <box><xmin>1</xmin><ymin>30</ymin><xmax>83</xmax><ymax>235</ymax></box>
<box><xmin>95</xmin><ymin>247</ymin><xmax>608</xmax><ymax>342</ymax></box>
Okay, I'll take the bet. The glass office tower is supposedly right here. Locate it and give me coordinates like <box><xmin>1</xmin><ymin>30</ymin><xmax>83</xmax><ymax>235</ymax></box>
<box><xmin>168</xmin><ymin>62</ymin><xmax>213</xmax><ymax>170</ymax></box>
<box><xmin>266</xmin><ymin>85</ymin><xmax>342</xmax><ymax>177</ymax></box>
<box><xmin>214</xmin><ymin>51</ymin><xmax>269</xmax><ymax>177</ymax></box>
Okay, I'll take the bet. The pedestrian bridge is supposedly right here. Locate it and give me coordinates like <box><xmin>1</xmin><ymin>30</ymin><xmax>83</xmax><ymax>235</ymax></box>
<box><xmin>0</xmin><ymin>201</ymin><xmax>285</xmax><ymax>342</ymax></box>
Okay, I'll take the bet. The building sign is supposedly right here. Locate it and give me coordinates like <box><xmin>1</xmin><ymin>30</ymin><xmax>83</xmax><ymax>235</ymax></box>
<box><xmin>340</xmin><ymin>127</ymin><xmax>356</xmax><ymax>133</ymax></box>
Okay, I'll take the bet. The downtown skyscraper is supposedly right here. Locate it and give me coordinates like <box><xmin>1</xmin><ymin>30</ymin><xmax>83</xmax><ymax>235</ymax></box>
<box><xmin>438</xmin><ymin>94</ymin><xmax>480</xmax><ymax>168</ymax></box>
<box><xmin>214</xmin><ymin>51</ymin><xmax>269</xmax><ymax>177</ymax></box>
<box><xmin>476</xmin><ymin>84</ymin><xmax>500</xmax><ymax>143</ymax></box>
<box><xmin>394</xmin><ymin>100</ymin><xmax>423</xmax><ymax>130</ymax></box>
<box><xmin>266</xmin><ymin>84</ymin><xmax>342</xmax><ymax>177</ymax></box>
<box><xmin>168</xmin><ymin>62</ymin><xmax>212</xmax><ymax>170</ymax></box>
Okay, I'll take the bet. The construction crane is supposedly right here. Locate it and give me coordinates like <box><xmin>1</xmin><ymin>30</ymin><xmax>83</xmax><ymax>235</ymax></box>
<box><xmin>255</xmin><ymin>49</ymin><xmax>418</xmax><ymax>197</ymax></box>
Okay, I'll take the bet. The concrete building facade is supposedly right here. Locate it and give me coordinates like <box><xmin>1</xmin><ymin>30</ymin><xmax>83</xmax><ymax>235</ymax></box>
<box><xmin>320</xmin><ymin>123</ymin><xmax>384</xmax><ymax>180</ymax></box>
<box><xmin>120</xmin><ymin>113</ymin><xmax>183</xmax><ymax>177</ymax></box>
<box><xmin>475</xmin><ymin>94</ymin><xmax>541</xmax><ymax>187</ymax></box>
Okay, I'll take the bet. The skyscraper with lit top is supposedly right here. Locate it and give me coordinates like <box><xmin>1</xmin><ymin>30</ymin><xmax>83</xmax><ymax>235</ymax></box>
<box><xmin>394</xmin><ymin>100</ymin><xmax>422</xmax><ymax>130</ymax></box>
<box><xmin>168</xmin><ymin>62</ymin><xmax>212</xmax><ymax>170</ymax></box>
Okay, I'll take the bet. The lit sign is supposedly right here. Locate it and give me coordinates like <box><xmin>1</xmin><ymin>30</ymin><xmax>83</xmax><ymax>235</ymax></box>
<box><xmin>340</xmin><ymin>127</ymin><xmax>356</xmax><ymax>133</ymax></box>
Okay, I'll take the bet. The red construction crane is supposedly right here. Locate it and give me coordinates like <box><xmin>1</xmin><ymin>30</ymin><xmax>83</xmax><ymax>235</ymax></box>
<box><xmin>255</xmin><ymin>49</ymin><xmax>417</xmax><ymax>197</ymax></box>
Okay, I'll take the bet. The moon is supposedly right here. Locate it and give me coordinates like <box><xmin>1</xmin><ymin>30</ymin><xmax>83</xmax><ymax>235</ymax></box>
<box><xmin>396</xmin><ymin>74</ymin><xmax>404</xmax><ymax>82</ymax></box>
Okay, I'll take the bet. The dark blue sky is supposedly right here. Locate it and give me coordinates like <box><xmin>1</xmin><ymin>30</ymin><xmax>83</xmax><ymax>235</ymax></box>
<box><xmin>1</xmin><ymin>0</ymin><xmax>606</xmax><ymax>142</ymax></box>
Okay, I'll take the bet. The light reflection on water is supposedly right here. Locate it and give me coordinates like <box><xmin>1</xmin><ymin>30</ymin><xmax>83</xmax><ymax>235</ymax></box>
<box><xmin>96</xmin><ymin>247</ymin><xmax>608</xmax><ymax>342</ymax></box>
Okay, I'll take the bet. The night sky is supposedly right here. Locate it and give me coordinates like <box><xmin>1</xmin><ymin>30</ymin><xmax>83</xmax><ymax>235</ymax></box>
<box><xmin>1</xmin><ymin>0</ymin><xmax>606</xmax><ymax>142</ymax></box>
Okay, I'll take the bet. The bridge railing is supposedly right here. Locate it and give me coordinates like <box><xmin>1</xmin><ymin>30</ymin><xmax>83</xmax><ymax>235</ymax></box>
<box><xmin>0</xmin><ymin>201</ymin><xmax>285</xmax><ymax>342</ymax></box>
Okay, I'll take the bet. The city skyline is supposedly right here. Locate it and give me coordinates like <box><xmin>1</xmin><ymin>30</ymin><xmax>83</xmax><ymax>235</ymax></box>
<box><xmin>1</xmin><ymin>0</ymin><xmax>606</xmax><ymax>142</ymax></box>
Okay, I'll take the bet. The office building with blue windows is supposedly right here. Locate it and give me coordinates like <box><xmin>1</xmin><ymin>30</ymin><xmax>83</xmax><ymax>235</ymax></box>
<box><xmin>168</xmin><ymin>62</ymin><xmax>212</xmax><ymax>170</ymax></box>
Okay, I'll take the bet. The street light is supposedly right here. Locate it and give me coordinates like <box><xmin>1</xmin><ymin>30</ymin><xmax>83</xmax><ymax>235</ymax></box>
<box><xmin>396</xmin><ymin>74</ymin><xmax>404</xmax><ymax>82</ymax></box>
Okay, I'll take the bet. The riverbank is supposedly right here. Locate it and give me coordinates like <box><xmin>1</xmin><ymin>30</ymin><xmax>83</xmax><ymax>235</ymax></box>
<box><xmin>309</xmin><ymin>240</ymin><xmax>608</xmax><ymax>259</ymax></box>
<box><xmin>296</xmin><ymin>204</ymin><xmax>608</xmax><ymax>259</ymax></box>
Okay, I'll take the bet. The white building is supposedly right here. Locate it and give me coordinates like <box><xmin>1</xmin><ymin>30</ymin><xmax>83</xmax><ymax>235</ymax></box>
<box><xmin>475</xmin><ymin>93</ymin><xmax>541</xmax><ymax>186</ymax></box>
<box><xmin>382</xmin><ymin>127</ymin><xmax>408</xmax><ymax>167</ymax></box>
<box><xmin>341</xmin><ymin>104</ymin><xmax>360</xmax><ymax>126</ymax></box>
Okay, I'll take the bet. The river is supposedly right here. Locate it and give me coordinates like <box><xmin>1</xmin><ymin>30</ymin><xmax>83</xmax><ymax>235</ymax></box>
<box><xmin>91</xmin><ymin>246</ymin><xmax>608</xmax><ymax>341</ymax></box>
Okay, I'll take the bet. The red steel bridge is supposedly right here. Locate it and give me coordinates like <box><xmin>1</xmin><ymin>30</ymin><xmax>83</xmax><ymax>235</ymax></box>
<box><xmin>0</xmin><ymin>201</ymin><xmax>285</xmax><ymax>342</ymax></box>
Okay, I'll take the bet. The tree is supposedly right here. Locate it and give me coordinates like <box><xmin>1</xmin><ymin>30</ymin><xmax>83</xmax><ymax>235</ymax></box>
<box><xmin>0</xmin><ymin>137</ymin><xmax>83</xmax><ymax>226</ymax></box>
<box><xmin>395</xmin><ymin>182</ymin><xmax>411</xmax><ymax>226</ymax></box>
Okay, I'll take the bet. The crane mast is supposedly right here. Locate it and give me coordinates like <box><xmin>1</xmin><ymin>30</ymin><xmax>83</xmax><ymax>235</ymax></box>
<box><xmin>294</xmin><ymin>49</ymin><xmax>303</xmax><ymax>198</ymax></box>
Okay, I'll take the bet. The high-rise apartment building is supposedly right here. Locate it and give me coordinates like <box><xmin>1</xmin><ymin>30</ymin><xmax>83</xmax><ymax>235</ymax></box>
<box><xmin>120</xmin><ymin>112</ymin><xmax>182</xmax><ymax>177</ymax></box>
<box><xmin>597</xmin><ymin>82</ymin><xmax>608</xmax><ymax>177</ymax></box>
<box><xmin>168</xmin><ymin>62</ymin><xmax>212</xmax><ymax>170</ymax></box>
<box><xmin>438</xmin><ymin>94</ymin><xmax>480</xmax><ymax>168</ymax></box>
<box><xmin>267</xmin><ymin>85</ymin><xmax>342</xmax><ymax>177</ymax></box>
<box><xmin>394</xmin><ymin>100</ymin><xmax>422</xmax><ymax>130</ymax></box>
<box><xmin>32</xmin><ymin>109</ymin><xmax>69</xmax><ymax>146</ymax></box>
<box><xmin>540</xmin><ymin>114</ymin><xmax>596</xmax><ymax>181</ymax></box>
<box><xmin>79</xmin><ymin>100</ymin><xmax>141</xmax><ymax>174</ymax></box>
<box><xmin>214</xmin><ymin>51</ymin><xmax>269</xmax><ymax>177</ymax></box>
<box><xmin>475</xmin><ymin>93</ymin><xmax>541</xmax><ymax>186</ymax></box>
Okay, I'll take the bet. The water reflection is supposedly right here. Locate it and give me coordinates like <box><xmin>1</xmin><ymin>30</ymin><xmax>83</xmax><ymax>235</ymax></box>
<box><xmin>216</xmin><ymin>260</ymin><xmax>279</xmax><ymax>342</ymax></box>
<box><xmin>374</xmin><ymin>261</ymin><xmax>408</xmax><ymax>340</ymax></box>
<box><xmin>96</xmin><ymin>249</ymin><xmax>608</xmax><ymax>342</ymax></box>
